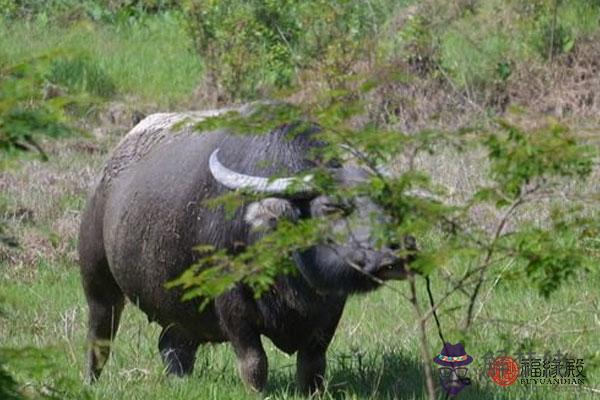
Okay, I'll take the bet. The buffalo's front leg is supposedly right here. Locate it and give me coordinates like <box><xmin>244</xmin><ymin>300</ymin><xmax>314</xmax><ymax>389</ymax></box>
<box><xmin>215</xmin><ymin>287</ymin><xmax>268</xmax><ymax>391</ymax></box>
<box><xmin>230</xmin><ymin>334</ymin><xmax>268</xmax><ymax>391</ymax></box>
<box><xmin>296</xmin><ymin>309</ymin><xmax>342</xmax><ymax>395</ymax></box>
<box><xmin>296</xmin><ymin>344</ymin><xmax>327</xmax><ymax>394</ymax></box>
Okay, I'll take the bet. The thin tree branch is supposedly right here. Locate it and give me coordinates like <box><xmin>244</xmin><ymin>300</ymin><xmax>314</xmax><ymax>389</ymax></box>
<box><xmin>408</xmin><ymin>275</ymin><xmax>436</xmax><ymax>400</ymax></box>
<box><xmin>464</xmin><ymin>183</ymin><xmax>540</xmax><ymax>328</ymax></box>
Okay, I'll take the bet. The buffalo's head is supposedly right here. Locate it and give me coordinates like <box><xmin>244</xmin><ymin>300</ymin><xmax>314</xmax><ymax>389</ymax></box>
<box><xmin>209</xmin><ymin>148</ymin><xmax>414</xmax><ymax>294</ymax></box>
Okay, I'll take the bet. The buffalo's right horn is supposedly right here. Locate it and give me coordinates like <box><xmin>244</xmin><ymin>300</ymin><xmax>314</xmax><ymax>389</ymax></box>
<box><xmin>209</xmin><ymin>149</ymin><xmax>315</xmax><ymax>196</ymax></box>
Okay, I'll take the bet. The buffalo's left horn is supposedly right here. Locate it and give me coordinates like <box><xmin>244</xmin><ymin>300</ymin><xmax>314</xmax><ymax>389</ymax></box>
<box><xmin>209</xmin><ymin>149</ymin><xmax>314</xmax><ymax>195</ymax></box>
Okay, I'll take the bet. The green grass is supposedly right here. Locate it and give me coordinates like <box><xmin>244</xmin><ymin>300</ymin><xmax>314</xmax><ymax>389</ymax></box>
<box><xmin>1</xmin><ymin>252</ymin><xmax>598</xmax><ymax>399</ymax></box>
<box><xmin>0</xmin><ymin>13</ymin><xmax>202</xmax><ymax>107</ymax></box>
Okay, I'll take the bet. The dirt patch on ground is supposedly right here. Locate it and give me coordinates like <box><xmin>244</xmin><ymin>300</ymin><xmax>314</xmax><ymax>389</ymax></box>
<box><xmin>0</xmin><ymin>104</ymin><xmax>137</xmax><ymax>269</ymax></box>
<box><xmin>509</xmin><ymin>37</ymin><xmax>600</xmax><ymax>120</ymax></box>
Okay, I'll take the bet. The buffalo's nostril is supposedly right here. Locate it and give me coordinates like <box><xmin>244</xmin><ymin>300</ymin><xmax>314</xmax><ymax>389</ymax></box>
<box><xmin>389</xmin><ymin>242</ymin><xmax>401</xmax><ymax>251</ymax></box>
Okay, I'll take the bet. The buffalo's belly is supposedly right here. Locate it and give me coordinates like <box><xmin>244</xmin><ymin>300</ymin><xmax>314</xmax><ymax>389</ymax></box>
<box><xmin>261</xmin><ymin>324</ymin><xmax>313</xmax><ymax>355</ymax></box>
<box><xmin>143</xmin><ymin>298</ymin><xmax>227</xmax><ymax>343</ymax></box>
<box><xmin>103</xmin><ymin>205</ymin><xmax>227</xmax><ymax>342</ymax></box>
<box><xmin>111</xmin><ymin>263</ymin><xmax>226</xmax><ymax>342</ymax></box>
<box><xmin>256</xmin><ymin>289</ymin><xmax>346</xmax><ymax>355</ymax></box>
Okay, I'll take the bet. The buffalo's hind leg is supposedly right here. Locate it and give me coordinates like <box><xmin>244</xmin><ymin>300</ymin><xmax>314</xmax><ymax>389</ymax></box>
<box><xmin>158</xmin><ymin>326</ymin><xmax>200</xmax><ymax>376</ymax></box>
<box><xmin>80</xmin><ymin>196</ymin><xmax>125</xmax><ymax>383</ymax></box>
<box><xmin>81</xmin><ymin>257</ymin><xmax>125</xmax><ymax>383</ymax></box>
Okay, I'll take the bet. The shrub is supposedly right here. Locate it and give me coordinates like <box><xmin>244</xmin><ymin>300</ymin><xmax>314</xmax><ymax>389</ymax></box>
<box><xmin>530</xmin><ymin>0</ymin><xmax>600</xmax><ymax>60</ymax></box>
<box><xmin>183</xmin><ymin>0</ymin><xmax>399</xmax><ymax>102</ymax></box>
<box><xmin>385</xmin><ymin>0</ymin><xmax>600</xmax><ymax>107</ymax></box>
<box><xmin>0</xmin><ymin>57</ymin><xmax>73</xmax><ymax>160</ymax></box>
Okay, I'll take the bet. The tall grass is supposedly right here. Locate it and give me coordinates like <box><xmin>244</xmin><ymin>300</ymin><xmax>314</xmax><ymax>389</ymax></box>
<box><xmin>0</xmin><ymin>13</ymin><xmax>202</xmax><ymax>108</ymax></box>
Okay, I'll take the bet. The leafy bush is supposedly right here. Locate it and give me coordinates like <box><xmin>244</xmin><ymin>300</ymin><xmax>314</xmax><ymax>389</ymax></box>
<box><xmin>390</xmin><ymin>0</ymin><xmax>600</xmax><ymax>103</ymax></box>
<box><xmin>529</xmin><ymin>0</ymin><xmax>600</xmax><ymax>60</ymax></box>
<box><xmin>183</xmin><ymin>0</ymin><xmax>399</xmax><ymax>101</ymax></box>
<box><xmin>0</xmin><ymin>54</ymin><xmax>85</xmax><ymax>400</ymax></box>
<box><xmin>0</xmin><ymin>347</ymin><xmax>85</xmax><ymax>399</ymax></box>
<box><xmin>440</xmin><ymin>25</ymin><xmax>515</xmax><ymax>90</ymax></box>
<box><xmin>0</xmin><ymin>358</ymin><xmax>20</xmax><ymax>400</ymax></box>
<box><xmin>0</xmin><ymin>57</ymin><xmax>73</xmax><ymax>160</ymax></box>
<box><xmin>0</xmin><ymin>0</ymin><xmax>87</xmax><ymax>19</ymax></box>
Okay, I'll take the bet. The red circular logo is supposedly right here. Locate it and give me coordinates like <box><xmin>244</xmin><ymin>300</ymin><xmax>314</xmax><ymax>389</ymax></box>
<box><xmin>487</xmin><ymin>356</ymin><xmax>519</xmax><ymax>386</ymax></box>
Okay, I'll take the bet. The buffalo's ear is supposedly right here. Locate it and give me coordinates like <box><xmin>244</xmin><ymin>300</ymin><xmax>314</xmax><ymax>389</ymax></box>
<box><xmin>244</xmin><ymin>198</ymin><xmax>299</xmax><ymax>231</ymax></box>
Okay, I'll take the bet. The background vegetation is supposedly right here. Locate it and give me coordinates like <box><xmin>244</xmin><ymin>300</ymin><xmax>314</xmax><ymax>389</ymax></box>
<box><xmin>1</xmin><ymin>0</ymin><xmax>600</xmax><ymax>399</ymax></box>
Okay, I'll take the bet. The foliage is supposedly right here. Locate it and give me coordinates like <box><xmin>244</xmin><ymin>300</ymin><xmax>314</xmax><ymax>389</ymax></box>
<box><xmin>391</xmin><ymin>0</ymin><xmax>600</xmax><ymax>95</ymax></box>
<box><xmin>0</xmin><ymin>54</ymin><xmax>84</xmax><ymax>400</ymax></box>
<box><xmin>170</xmin><ymin>0</ymin><xmax>600</xmax><ymax>110</ymax></box>
<box><xmin>477</xmin><ymin>121</ymin><xmax>597</xmax><ymax>297</ymax></box>
<box><xmin>182</xmin><ymin>0</ymin><xmax>399</xmax><ymax>101</ymax></box>
<box><xmin>0</xmin><ymin>358</ymin><xmax>20</xmax><ymax>400</ymax></box>
<box><xmin>0</xmin><ymin>0</ymin><xmax>178</xmax><ymax>22</ymax></box>
<box><xmin>170</xmin><ymin>98</ymin><xmax>598</xmax><ymax>304</ymax></box>
<box><xmin>509</xmin><ymin>211</ymin><xmax>596</xmax><ymax>297</ymax></box>
<box><xmin>167</xmin><ymin>219</ymin><xmax>325</xmax><ymax>309</ymax></box>
<box><xmin>166</xmin><ymin>93</ymin><xmax>599</xmax><ymax>398</ymax></box>
<box><xmin>0</xmin><ymin>346</ymin><xmax>89</xmax><ymax>399</ymax></box>
<box><xmin>0</xmin><ymin>56</ymin><xmax>74</xmax><ymax>160</ymax></box>
<box><xmin>484</xmin><ymin>120</ymin><xmax>593</xmax><ymax>199</ymax></box>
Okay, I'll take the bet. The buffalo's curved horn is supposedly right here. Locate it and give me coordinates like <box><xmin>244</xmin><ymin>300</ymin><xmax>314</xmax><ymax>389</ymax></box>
<box><xmin>209</xmin><ymin>149</ymin><xmax>314</xmax><ymax>195</ymax></box>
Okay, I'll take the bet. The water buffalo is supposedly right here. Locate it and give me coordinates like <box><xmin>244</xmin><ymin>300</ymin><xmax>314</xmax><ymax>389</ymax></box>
<box><xmin>79</xmin><ymin>105</ymin><xmax>412</xmax><ymax>393</ymax></box>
